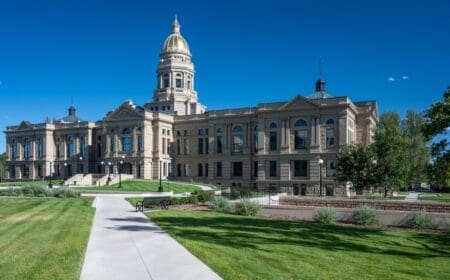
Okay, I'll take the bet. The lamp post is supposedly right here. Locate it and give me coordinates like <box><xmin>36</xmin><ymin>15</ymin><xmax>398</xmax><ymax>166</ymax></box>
<box><xmin>64</xmin><ymin>162</ymin><xmax>68</xmax><ymax>180</ymax></box>
<box><xmin>107</xmin><ymin>161</ymin><xmax>112</xmax><ymax>184</ymax></box>
<box><xmin>48</xmin><ymin>160</ymin><xmax>53</xmax><ymax>188</ymax></box>
<box><xmin>119</xmin><ymin>155</ymin><xmax>125</xmax><ymax>188</ymax></box>
<box><xmin>159</xmin><ymin>157</ymin><xmax>163</xmax><ymax>192</ymax></box>
<box><xmin>318</xmin><ymin>158</ymin><xmax>324</xmax><ymax>197</ymax></box>
<box><xmin>78</xmin><ymin>156</ymin><xmax>83</xmax><ymax>174</ymax></box>
<box><xmin>101</xmin><ymin>161</ymin><xmax>105</xmax><ymax>174</ymax></box>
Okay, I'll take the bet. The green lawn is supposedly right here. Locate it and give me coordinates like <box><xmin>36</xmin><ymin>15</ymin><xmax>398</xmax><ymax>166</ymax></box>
<box><xmin>0</xmin><ymin>179</ymin><xmax>64</xmax><ymax>187</ymax></box>
<box><xmin>147</xmin><ymin>210</ymin><xmax>450</xmax><ymax>280</ymax></box>
<box><xmin>0</xmin><ymin>197</ymin><xmax>95</xmax><ymax>280</ymax></box>
<box><xmin>420</xmin><ymin>193</ymin><xmax>450</xmax><ymax>203</ymax></box>
<box><xmin>74</xmin><ymin>179</ymin><xmax>200</xmax><ymax>194</ymax></box>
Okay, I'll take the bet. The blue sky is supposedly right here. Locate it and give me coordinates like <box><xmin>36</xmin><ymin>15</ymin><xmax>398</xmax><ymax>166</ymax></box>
<box><xmin>1</xmin><ymin>0</ymin><xmax>449</xmax><ymax>151</ymax></box>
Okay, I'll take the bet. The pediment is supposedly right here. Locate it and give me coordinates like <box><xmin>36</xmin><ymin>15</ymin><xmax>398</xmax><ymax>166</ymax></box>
<box><xmin>16</xmin><ymin>121</ymin><xmax>34</xmax><ymax>131</ymax></box>
<box><xmin>279</xmin><ymin>95</ymin><xmax>319</xmax><ymax>110</ymax></box>
<box><xmin>105</xmin><ymin>101</ymin><xmax>145</xmax><ymax>121</ymax></box>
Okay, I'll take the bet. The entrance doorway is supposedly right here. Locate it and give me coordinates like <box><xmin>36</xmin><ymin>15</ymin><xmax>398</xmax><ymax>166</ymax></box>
<box><xmin>300</xmin><ymin>184</ymin><xmax>307</xmax><ymax>196</ymax></box>
<box><xmin>293</xmin><ymin>184</ymin><xmax>299</xmax><ymax>196</ymax></box>
<box><xmin>123</xmin><ymin>163</ymin><xmax>133</xmax><ymax>175</ymax></box>
<box><xmin>326</xmin><ymin>185</ymin><xmax>334</xmax><ymax>196</ymax></box>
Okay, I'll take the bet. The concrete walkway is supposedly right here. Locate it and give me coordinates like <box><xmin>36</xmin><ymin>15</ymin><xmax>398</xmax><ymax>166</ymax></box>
<box><xmin>404</xmin><ymin>192</ymin><xmax>419</xmax><ymax>202</ymax></box>
<box><xmin>80</xmin><ymin>196</ymin><xmax>221</xmax><ymax>280</ymax></box>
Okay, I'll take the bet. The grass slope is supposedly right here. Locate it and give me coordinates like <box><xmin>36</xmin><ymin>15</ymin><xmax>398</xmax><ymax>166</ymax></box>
<box><xmin>148</xmin><ymin>210</ymin><xmax>450</xmax><ymax>280</ymax></box>
<box><xmin>0</xmin><ymin>197</ymin><xmax>95</xmax><ymax>280</ymax></box>
<box><xmin>420</xmin><ymin>193</ymin><xmax>450</xmax><ymax>203</ymax></box>
<box><xmin>75</xmin><ymin>180</ymin><xmax>200</xmax><ymax>193</ymax></box>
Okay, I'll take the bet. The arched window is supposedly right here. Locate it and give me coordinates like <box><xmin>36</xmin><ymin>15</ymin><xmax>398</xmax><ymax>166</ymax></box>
<box><xmin>216</xmin><ymin>127</ymin><xmax>223</xmax><ymax>133</ymax></box>
<box><xmin>122</xmin><ymin>128</ymin><xmax>132</xmax><ymax>152</ymax></box>
<box><xmin>23</xmin><ymin>138</ymin><xmax>30</xmax><ymax>160</ymax></box>
<box><xmin>294</xmin><ymin>119</ymin><xmax>308</xmax><ymax>127</ymax></box>
<box><xmin>232</xmin><ymin>125</ymin><xmax>243</xmax><ymax>133</ymax></box>
<box><xmin>11</xmin><ymin>140</ymin><xmax>17</xmax><ymax>159</ymax></box>
<box><xmin>37</xmin><ymin>137</ymin><xmax>43</xmax><ymax>158</ymax></box>
<box><xmin>326</xmin><ymin>119</ymin><xmax>335</xmax><ymax>125</ymax></box>
<box><xmin>67</xmin><ymin>136</ymin><xmax>74</xmax><ymax>157</ymax></box>
<box><xmin>269</xmin><ymin>122</ymin><xmax>277</xmax><ymax>129</ymax></box>
<box><xmin>163</xmin><ymin>73</ymin><xmax>169</xmax><ymax>88</ymax></box>
<box><xmin>175</xmin><ymin>73</ymin><xmax>183</xmax><ymax>88</ymax></box>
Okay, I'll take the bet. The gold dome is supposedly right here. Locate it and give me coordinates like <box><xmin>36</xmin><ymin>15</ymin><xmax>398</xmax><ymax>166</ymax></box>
<box><xmin>162</xmin><ymin>17</ymin><xmax>191</xmax><ymax>55</ymax></box>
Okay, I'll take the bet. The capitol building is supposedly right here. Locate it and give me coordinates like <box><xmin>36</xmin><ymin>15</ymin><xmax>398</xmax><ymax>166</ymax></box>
<box><xmin>4</xmin><ymin>18</ymin><xmax>378</xmax><ymax>196</ymax></box>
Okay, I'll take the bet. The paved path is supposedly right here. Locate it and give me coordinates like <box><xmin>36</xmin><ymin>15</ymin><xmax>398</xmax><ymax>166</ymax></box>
<box><xmin>404</xmin><ymin>192</ymin><xmax>419</xmax><ymax>202</ymax></box>
<box><xmin>80</xmin><ymin>196</ymin><xmax>221</xmax><ymax>280</ymax></box>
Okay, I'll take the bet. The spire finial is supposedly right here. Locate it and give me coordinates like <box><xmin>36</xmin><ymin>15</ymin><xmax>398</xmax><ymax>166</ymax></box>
<box><xmin>315</xmin><ymin>57</ymin><xmax>326</xmax><ymax>92</ymax></box>
<box><xmin>172</xmin><ymin>15</ymin><xmax>180</xmax><ymax>34</ymax></box>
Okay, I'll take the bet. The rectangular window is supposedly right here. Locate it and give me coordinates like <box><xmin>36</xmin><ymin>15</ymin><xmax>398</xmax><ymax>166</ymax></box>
<box><xmin>233</xmin><ymin>135</ymin><xmax>244</xmax><ymax>154</ymax></box>
<box><xmin>22</xmin><ymin>165</ymin><xmax>29</xmax><ymax>177</ymax></box>
<box><xmin>205</xmin><ymin>138</ymin><xmax>209</xmax><ymax>154</ymax></box>
<box><xmin>326</xmin><ymin>160</ymin><xmax>337</xmax><ymax>177</ymax></box>
<box><xmin>56</xmin><ymin>144</ymin><xmax>61</xmax><ymax>158</ymax></box>
<box><xmin>216</xmin><ymin>162</ymin><xmax>222</xmax><ymax>177</ymax></box>
<box><xmin>37</xmin><ymin>141</ymin><xmax>43</xmax><ymax>158</ymax></box>
<box><xmin>80</xmin><ymin>141</ymin><xmax>86</xmax><ymax>157</ymax></box>
<box><xmin>269</xmin><ymin>160</ymin><xmax>277</xmax><ymax>177</ymax></box>
<box><xmin>326</xmin><ymin>128</ymin><xmax>335</xmax><ymax>148</ymax></box>
<box><xmin>138</xmin><ymin>135</ymin><xmax>143</xmax><ymax>151</ymax></box>
<box><xmin>110</xmin><ymin>137</ymin><xmax>115</xmax><ymax>152</ymax></box>
<box><xmin>294</xmin><ymin>160</ymin><xmax>307</xmax><ymax>177</ymax></box>
<box><xmin>198</xmin><ymin>138</ymin><xmax>204</xmax><ymax>155</ymax></box>
<box><xmin>198</xmin><ymin>164</ymin><xmax>203</xmax><ymax>177</ymax></box>
<box><xmin>294</xmin><ymin>130</ymin><xmax>307</xmax><ymax>149</ymax></box>
<box><xmin>253</xmin><ymin>161</ymin><xmax>258</xmax><ymax>177</ymax></box>
<box><xmin>205</xmin><ymin>163</ymin><xmax>208</xmax><ymax>177</ymax></box>
<box><xmin>216</xmin><ymin>136</ymin><xmax>222</xmax><ymax>154</ymax></box>
<box><xmin>177</xmin><ymin>139</ymin><xmax>181</xmax><ymax>155</ymax></box>
<box><xmin>177</xmin><ymin>164</ymin><xmax>182</xmax><ymax>177</ymax></box>
<box><xmin>269</xmin><ymin>131</ymin><xmax>277</xmax><ymax>151</ymax></box>
<box><xmin>232</xmin><ymin>162</ymin><xmax>243</xmax><ymax>177</ymax></box>
<box><xmin>97</xmin><ymin>143</ymin><xmax>102</xmax><ymax>157</ymax></box>
<box><xmin>12</xmin><ymin>144</ymin><xmax>17</xmax><ymax>159</ymax></box>
<box><xmin>253</xmin><ymin>133</ymin><xmax>259</xmax><ymax>153</ymax></box>
<box><xmin>163</xmin><ymin>78</ymin><xmax>169</xmax><ymax>88</ymax></box>
<box><xmin>183</xmin><ymin>139</ymin><xmax>188</xmax><ymax>155</ymax></box>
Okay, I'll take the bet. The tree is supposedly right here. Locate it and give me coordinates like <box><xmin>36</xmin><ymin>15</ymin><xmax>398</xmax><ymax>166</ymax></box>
<box><xmin>373</xmin><ymin>112</ymin><xmax>409</xmax><ymax>194</ymax></box>
<box><xmin>423</xmin><ymin>87</ymin><xmax>450</xmax><ymax>190</ymax></box>
<box><xmin>336</xmin><ymin>144</ymin><xmax>377</xmax><ymax>195</ymax></box>
<box><xmin>401</xmin><ymin>111</ymin><xmax>429</xmax><ymax>184</ymax></box>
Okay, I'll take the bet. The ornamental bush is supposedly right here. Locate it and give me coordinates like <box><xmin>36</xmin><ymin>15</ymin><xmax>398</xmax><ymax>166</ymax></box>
<box><xmin>409</xmin><ymin>209</ymin><xmax>441</xmax><ymax>230</ymax></box>
<box><xmin>234</xmin><ymin>198</ymin><xmax>261</xmax><ymax>216</ymax></box>
<box><xmin>352</xmin><ymin>205</ymin><xmax>381</xmax><ymax>226</ymax></box>
<box><xmin>313</xmin><ymin>207</ymin><xmax>337</xmax><ymax>224</ymax></box>
<box><xmin>194</xmin><ymin>190</ymin><xmax>214</xmax><ymax>203</ymax></box>
<box><xmin>53</xmin><ymin>187</ymin><xmax>80</xmax><ymax>198</ymax></box>
<box><xmin>210</xmin><ymin>196</ymin><xmax>231</xmax><ymax>213</ymax></box>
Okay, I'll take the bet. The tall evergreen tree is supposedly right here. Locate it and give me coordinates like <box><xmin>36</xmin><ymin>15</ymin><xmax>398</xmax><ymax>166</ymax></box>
<box><xmin>0</xmin><ymin>152</ymin><xmax>5</xmax><ymax>182</ymax></box>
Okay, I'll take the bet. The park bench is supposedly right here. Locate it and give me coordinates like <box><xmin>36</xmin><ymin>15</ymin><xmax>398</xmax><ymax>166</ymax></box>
<box><xmin>136</xmin><ymin>196</ymin><xmax>171</xmax><ymax>212</ymax></box>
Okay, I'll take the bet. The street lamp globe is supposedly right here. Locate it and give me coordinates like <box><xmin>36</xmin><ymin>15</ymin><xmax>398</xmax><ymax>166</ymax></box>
<box><xmin>318</xmin><ymin>159</ymin><xmax>324</xmax><ymax>165</ymax></box>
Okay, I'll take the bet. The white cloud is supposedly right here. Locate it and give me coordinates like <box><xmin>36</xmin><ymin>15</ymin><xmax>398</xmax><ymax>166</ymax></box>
<box><xmin>387</xmin><ymin>76</ymin><xmax>395</xmax><ymax>81</ymax></box>
<box><xmin>402</xmin><ymin>75</ymin><xmax>409</xmax><ymax>80</ymax></box>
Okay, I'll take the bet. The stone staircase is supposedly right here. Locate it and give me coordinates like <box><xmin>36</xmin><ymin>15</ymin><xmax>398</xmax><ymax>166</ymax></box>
<box><xmin>65</xmin><ymin>173</ymin><xmax>134</xmax><ymax>186</ymax></box>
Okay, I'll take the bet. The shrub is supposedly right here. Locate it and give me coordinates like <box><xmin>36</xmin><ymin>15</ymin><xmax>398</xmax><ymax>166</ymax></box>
<box><xmin>409</xmin><ymin>209</ymin><xmax>441</xmax><ymax>230</ymax></box>
<box><xmin>313</xmin><ymin>207</ymin><xmax>337</xmax><ymax>224</ymax></box>
<box><xmin>53</xmin><ymin>187</ymin><xmax>80</xmax><ymax>198</ymax></box>
<box><xmin>352</xmin><ymin>205</ymin><xmax>380</xmax><ymax>226</ymax></box>
<box><xmin>194</xmin><ymin>190</ymin><xmax>213</xmax><ymax>203</ymax></box>
<box><xmin>170</xmin><ymin>195</ymin><xmax>198</xmax><ymax>205</ymax></box>
<box><xmin>30</xmin><ymin>186</ymin><xmax>54</xmax><ymax>197</ymax></box>
<box><xmin>234</xmin><ymin>198</ymin><xmax>260</xmax><ymax>216</ymax></box>
<box><xmin>210</xmin><ymin>196</ymin><xmax>231</xmax><ymax>213</ymax></box>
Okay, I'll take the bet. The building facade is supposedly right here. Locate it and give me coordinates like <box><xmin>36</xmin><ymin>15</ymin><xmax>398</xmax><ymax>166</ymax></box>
<box><xmin>3</xmin><ymin>18</ymin><xmax>378</xmax><ymax>195</ymax></box>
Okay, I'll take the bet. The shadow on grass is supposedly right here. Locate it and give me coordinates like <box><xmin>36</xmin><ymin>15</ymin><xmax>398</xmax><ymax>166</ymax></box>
<box><xmin>150</xmin><ymin>213</ymin><xmax>450</xmax><ymax>260</ymax></box>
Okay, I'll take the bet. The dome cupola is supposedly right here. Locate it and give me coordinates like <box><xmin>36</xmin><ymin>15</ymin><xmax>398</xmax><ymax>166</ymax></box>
<box><xmin>161</xmin><ymin>16</ymin><xmax>191</xmax><ymax>55</ymax></box>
